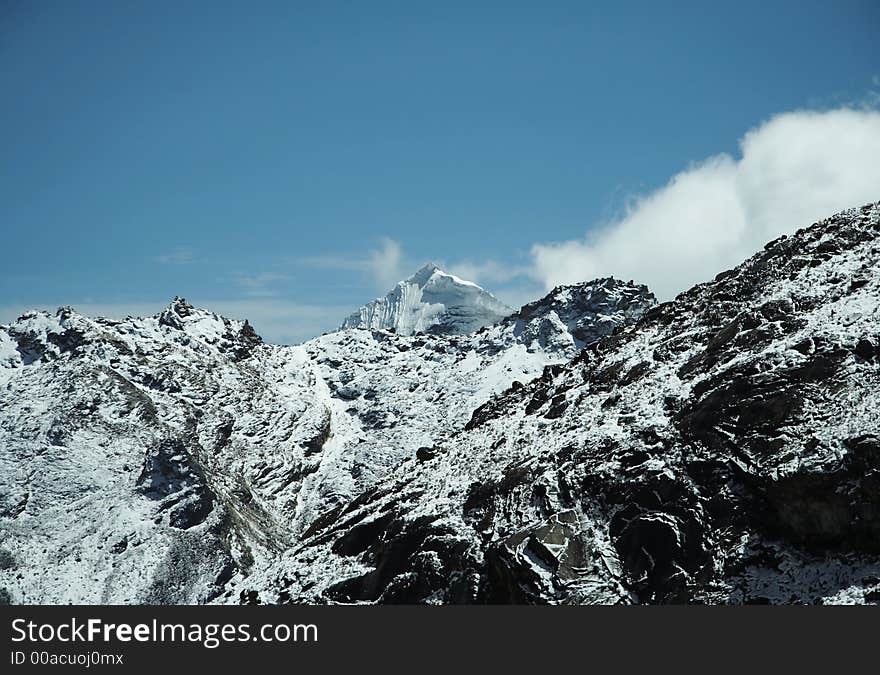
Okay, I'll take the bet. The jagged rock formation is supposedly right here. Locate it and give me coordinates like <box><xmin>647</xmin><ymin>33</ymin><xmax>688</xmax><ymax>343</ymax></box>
<box><xmin>340</xmin><ymin>263</ymin><xmax>513</xmax><ymax>335</ymax></box>
<box><xmin>512</xmin><ymin>277</ymin><xmax>656</xmax><ymax>350</ymax></box>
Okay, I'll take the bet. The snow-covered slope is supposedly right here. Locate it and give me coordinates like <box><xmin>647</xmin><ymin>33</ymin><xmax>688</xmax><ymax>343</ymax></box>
<box><xmin>3</xmin><ymin>201</ymin><xmax>879</xmax><ymax>606</ymax></box>
<box><xmin>340</xmin><ymin>263</ymin><xmax>513</xmax><ymax>335</ymax></box>
<box><xmin>0</xmin><ymin>278</ymin><xmax>653</xmax><ymax>604</ymax></box>
<box><xmin>239</xmin><ymin>201</ymin><xmax>880</xmax><ymax>605</ymax></box>
<box><xmin>296</xmin><ymin>277</ymin><xmax>655</xmax><ymax>530</ymax></box>
<box><xmin>0</xmin><ymin>299</ymin><xmax>325</xmax><ymax>602</ymax></box>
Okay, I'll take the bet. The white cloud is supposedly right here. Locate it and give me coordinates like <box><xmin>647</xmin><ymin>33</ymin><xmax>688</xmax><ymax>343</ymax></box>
<box><xmin>14</xmin><ymin>107</ymin><xmax>877</xmax><ymax>345</ymax></box>
<box><xmin>490</xmin><ymin>282</ymin><xmax>548</xmax><ymax>312</ymax></box>
<box><xmin>530</xmin><ymin>107</ymin><xmax>880</xmax><ymax>300</ymax></box>
<box><xmin>366</xmin><ymin>237</ymin><xmax>405</xmax><ymax>289</ymax></box>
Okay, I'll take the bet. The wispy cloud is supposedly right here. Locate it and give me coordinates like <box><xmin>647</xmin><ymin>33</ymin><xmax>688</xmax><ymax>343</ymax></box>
<box><xmin>869</xmin><ymin>76</ymin><xmax>880</xmax><ymax>107</ymax></box>
<box><xmin>298</xmin><ymin>237</ymin><xmax>407</xmax><ymax>290</ymax></box>
<box><xmin>154</xmin><ymin>248</ymin><xmax>195</xmax><ymax>265</ymax></box>
<box><xmin>442</xmin><ymin>259</ymin><xmax>539</xmax><ymax>310</ymax></box>
<box><xmin>16</xmin><ymin>106</ymin><xmax>877</xmax><ymax>347</ymax></box>
<box><xmin>530</xmin><ymin>106</ymin><xmax>880</xmax><ymax>300</ymax></box>
<box><xmin>490</xmin><ymin>282</ymin><xmax>548</xmax><ymax>312</ymax></box>
<box><xmin>232</xmin><ymin>272</ymin><xmax>289</xmax><ymax>297</ymax></box>
<box><xmin>366</xmin><ymin>237</ymin><xmax>405</xmax><ymax>289</ymax></box>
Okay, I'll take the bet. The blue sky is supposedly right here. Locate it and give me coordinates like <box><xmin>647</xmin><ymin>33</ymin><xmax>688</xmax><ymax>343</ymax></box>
<box><xmin>2</xmin><ymin>1</ymin><xmax>879</xmax><ymax>342</ymax></box>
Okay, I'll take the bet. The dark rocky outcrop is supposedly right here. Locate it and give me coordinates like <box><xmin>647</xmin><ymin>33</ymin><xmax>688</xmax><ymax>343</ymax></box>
<box><xmin>137</xmin><ymin>438</ymin><xmax>214</xmax><ymax>529</ymax></box>
<box><xmin>243</xmin><ymin>201</ymin><xmax>880</xmax><ymax>606</ymax></box>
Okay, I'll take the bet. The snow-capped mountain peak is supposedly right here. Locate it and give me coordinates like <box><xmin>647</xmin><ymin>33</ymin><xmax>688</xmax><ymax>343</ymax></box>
<box><xmin>407</xmin><ymin>262</ymin><xmax>479</xmax><ymax>289</ymax></box>
<box><xmin>340</xmin><ymin>263</ymin><xmax>513</xmax><ymax>335</ymax></box>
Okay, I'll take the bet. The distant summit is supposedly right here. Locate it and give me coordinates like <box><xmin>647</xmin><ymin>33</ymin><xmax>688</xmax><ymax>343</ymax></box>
<box><xmin>340</xmin><ymin>263</ymin><xmax>513</xmax><ymax>335</ymax></box>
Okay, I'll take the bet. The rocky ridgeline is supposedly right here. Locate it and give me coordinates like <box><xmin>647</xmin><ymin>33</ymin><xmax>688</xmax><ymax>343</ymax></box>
<box><xmin>512</xmin><ymin>277</ymin><xmax>656</xmax><ymax>349</ymax></box>
<box><xmin>239</xmin><ymin>201</ymin><xmax>880</xmax><ymax>605</ymax></box>
<box><xmin>0</xmin><ymin>268</ymin><xmax>652</xmax><ymax>603</ymax></box>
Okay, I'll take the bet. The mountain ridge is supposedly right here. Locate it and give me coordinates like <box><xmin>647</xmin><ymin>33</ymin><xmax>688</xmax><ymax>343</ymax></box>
<box><xmin>0</xmin><ymin>272</ymin><xmax>653</xmax><ymax>603</ymax></box>
<box><xmin>242</xmin><ymin>200</ymin><xmax>880</xmax><ymax>605</ymax></box>
<box><xmin>1</xmin><ymin>201</ymin><xmax>879</xmax><ymax>605</ymax></box>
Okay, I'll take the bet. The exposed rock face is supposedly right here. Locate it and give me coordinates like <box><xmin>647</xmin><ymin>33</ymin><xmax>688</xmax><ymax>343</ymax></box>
<box><xmin>515</xmin><ymin>278</ymin><xmax>655</xmax><ymax>348</ymax></box>
<box><xmin>340</xmin><ymin>263</ymin><xmax>513</xmax><ymax>335</ymax></box>
<box><xmin>239</xmin><ymin>201</ymin><xmax>880</xmax><ymax>605</ymax></box>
